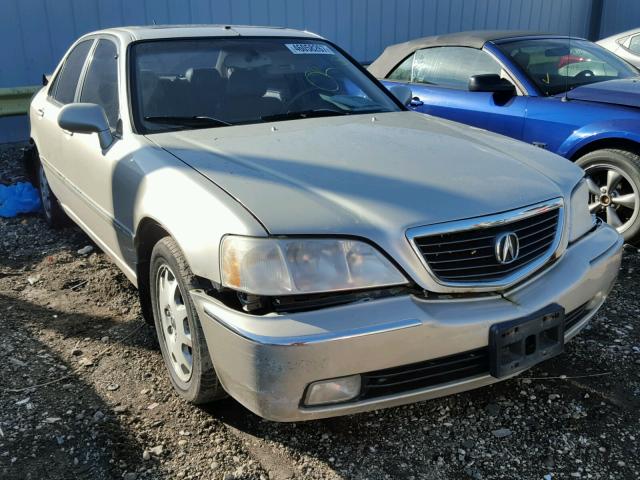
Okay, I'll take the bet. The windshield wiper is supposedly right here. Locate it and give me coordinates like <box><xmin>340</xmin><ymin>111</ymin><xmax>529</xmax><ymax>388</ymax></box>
<box><xmin>261</xmin><ymin>109</ymin><xmax>349</xmax><ymax>122</ymax></box>
<box><xmin>144</xmin><ymin>115</ymin><xmax>232</xmax><ymax>128</ymax></box>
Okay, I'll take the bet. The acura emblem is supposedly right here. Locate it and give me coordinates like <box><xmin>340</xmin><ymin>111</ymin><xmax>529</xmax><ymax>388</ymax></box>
<box><xmin>495</xmin><ymin>232</ymin><xmax>519</xmax><ymax>264</ymax></box>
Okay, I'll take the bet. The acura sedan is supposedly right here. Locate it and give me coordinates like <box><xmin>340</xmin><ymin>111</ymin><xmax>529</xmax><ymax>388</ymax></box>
<box><xmin>30</xmin><ymin>25</ymin><xmax>622</xmax><ymax>421</ymax></box>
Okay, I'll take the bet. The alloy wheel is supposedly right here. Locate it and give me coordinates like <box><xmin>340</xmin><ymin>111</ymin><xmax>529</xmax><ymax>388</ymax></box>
<box><xmin>585</xmin><ymin>163</ymin><xmax>640</xmax><ymax>235</ymax></box>
<box><xmin>156</xmin><ymin>264</ymin><xmax>193</xmax><ymax>382</ymax></box>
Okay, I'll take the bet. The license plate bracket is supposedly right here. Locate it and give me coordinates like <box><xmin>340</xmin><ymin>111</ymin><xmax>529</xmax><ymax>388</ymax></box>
<box><xmin>489</xmin><ymin>304</ymin><xmax>565</xmax><ymax>379</ymax></box>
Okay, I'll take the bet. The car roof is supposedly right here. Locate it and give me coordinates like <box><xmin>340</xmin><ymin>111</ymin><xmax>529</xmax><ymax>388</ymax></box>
<box><xmin>368</xmin><ymin>30</ymin><xmax>581</xmax><ymax>78</ymax></box>
<box><xmin>83</xmin><ymin>24</ymin><xmax>322</xmax><ymax>42</ymax></box>
<box><xmin>598</xmin><ymin>27</ymin><xmax>640</xmax><ymax>43</ymax></box>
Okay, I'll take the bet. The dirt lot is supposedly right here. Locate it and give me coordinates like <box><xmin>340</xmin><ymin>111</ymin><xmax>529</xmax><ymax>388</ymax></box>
<box><xmin>1</xmin><ymin>143</ymin><xmax>639</xmax><ymax>480</ymax></box>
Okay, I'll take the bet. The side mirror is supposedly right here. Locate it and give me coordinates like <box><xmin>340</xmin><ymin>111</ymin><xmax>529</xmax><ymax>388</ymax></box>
<box><xmin>468</xmin><ymin>74</ymin><xmax>516</xmax><ymax>96</ymax></box>
<box><xmin>58</xmin><ymin>103</ymin><xmax>113</xmax><ymax>150</ymax></box>
<box><xmin>42</xmin><ymin>73</ymin><xmax>51</xmax><ymax>86</ymax></box>
<box><xmin>388</xmin><ymin>84</ymin><xmax>413</xmax><ymax>106</ymax></box>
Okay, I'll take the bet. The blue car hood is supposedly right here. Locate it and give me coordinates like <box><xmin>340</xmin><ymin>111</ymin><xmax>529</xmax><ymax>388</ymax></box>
<box><xmin>566</xmin><ymin>79</ymin><xmax>640</xmax><ymax>108</ymax></box>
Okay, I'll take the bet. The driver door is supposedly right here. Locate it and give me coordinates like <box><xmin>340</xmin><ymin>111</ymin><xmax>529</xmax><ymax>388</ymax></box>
<box><xmin>384</xmin><ymin>46</ymin><xmax>528</xmax><ymax>140</ymax></box>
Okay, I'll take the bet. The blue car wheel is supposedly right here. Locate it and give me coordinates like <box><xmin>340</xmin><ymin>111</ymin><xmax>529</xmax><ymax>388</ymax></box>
<box><xmin>577</xmin><ymin>149</ymin><xmax>640</xmax><ymax>244</ymax></box>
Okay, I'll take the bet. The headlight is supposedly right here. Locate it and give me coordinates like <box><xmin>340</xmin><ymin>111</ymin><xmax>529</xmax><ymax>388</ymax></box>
<box><xmin>220</xmin><ymin>236</ymin><xmax>408</xmax><ymax>295</ymax></box>
<box><xmin>569</xmin><ymin>178</ymin><xmax>597</xmax><ymax>242</ymax></box>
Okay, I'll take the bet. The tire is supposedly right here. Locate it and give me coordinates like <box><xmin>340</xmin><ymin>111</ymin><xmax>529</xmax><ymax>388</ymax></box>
<box><xmin>575</xmin><ymin>148</ymin><xmax>640</xmax><ymax>245</ymax></box>
<box><xmin>149</xmin><ymin>236</ymin><xmax>226</xmax><ymax>404</ymax></box>
<box><xmin>37</xmin><ymin>160</ymin><xmax>68</xmax><ymax>228</ymax></box>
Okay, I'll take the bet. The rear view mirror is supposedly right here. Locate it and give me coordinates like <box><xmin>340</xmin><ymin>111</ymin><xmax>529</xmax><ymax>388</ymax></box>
<box><xmin>545</xmin><ymin>47</ymin><xmax>570</xmax><ymax>57</ymax></box>
<box><xmin>388</xmin><ymin>84</ymin><xmax>412</xmax><ymax>106</ymax></box>
<box><xmin>58</xmin><ymin>103</ymin><xmax>113</xmax><ymax>150</ymax></box>
<box><xmin>468</xmin><ymin>74</ymin><xmax>516</xmax><ymax>96</ymax></box>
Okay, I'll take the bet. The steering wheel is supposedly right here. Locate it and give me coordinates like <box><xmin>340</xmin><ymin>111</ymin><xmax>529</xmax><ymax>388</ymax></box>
<box><xmin>284</xmin><ymin>88</ymin><xmax>322</xmax><ymax>110</ymax></box>
<box><xmin>575</xmin><ymin>69</ymin><xmax>595</xmax><ymax>79</ymax></box>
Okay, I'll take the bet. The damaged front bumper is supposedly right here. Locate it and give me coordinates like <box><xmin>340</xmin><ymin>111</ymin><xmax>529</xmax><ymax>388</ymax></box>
<box><xmin>191</xmin><ymin>222</ymin><xmax>622</xmax><ymax>421</ymax></box>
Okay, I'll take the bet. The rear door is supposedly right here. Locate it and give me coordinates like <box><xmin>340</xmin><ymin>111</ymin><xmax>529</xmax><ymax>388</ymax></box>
<box><xmin>35</xmin><ymin>39</ymin><xmax>94</xmax><ymax>200</ymax></box>
<box><xmin>383</xmin><ymin>46</ymin><xmax>528</xmax><ymax>140</ymax></box>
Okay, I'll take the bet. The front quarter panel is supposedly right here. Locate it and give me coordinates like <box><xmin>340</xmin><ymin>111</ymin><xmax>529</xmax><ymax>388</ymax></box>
<box><xmin>558</xmin><ymin>117</ymin><xmax>640</xmax><ymax>159</ymax></box>
<box><xmin>131</xmin><ymin>138</ymin><xmax>267</xmax><ymax>283</ymax></box>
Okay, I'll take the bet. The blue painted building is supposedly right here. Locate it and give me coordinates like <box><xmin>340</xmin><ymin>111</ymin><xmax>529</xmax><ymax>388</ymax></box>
<box><xmin>0</xmin><ymin>0</ymin><xmax>632</xmax><ymax>143</ymax></box>
<box><xmin>600</xmin><ymin>0</ymin><xmax>640</xmax><ymax>37</ymax></box>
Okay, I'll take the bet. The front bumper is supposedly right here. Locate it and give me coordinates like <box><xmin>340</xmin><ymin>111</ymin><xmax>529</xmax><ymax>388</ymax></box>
<box><xmin>192</xmin><ymin>223</ymin><xmax>622</xmax><ymax>421</ymax></box>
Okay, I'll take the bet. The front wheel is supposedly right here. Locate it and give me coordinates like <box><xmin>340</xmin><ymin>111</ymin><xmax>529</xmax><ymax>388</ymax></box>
<box><xmin>149</xmin><ymin>237</ymin><xmax>226</xmax><ymax>404</ymax></box>
<box><xmin>576</xmin><ymin>149</ymin><xmax>640</xmax><ymax>245</ymax></box>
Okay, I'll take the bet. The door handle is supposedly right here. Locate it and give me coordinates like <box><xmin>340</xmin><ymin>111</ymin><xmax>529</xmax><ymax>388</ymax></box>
<box><xmin>409</xmin><ymin>96</ymin><xmax>424</xmax><ymax>107</ymax></box>
<box><xmin>36</xmin><ymin>108</ymin><xmax>45</xmax><ymax>118</ymax></box>
<box><xmin>62</xmin><ymin>129</ymin><xmax>73</xmax><ymax>137</ymax></box>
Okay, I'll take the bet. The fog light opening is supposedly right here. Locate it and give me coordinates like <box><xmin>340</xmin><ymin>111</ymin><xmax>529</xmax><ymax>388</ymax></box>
<box><xmin>304</xmin><ymin>375</ymin><xmax>362</xmax><ymax>406</ymax></box>
<box><xmin>586</xmin><ymin>292</ymin><xmax>604</xmax><ymax>311</ymax></box>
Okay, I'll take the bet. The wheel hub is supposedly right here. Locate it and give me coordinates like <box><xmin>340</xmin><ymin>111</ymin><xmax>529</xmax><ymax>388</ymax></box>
<box><xmin>585</xmin><ymin>163</ymin><xmax>640</xmax><ymax>235</ymax></box>
<box><xmin>156</xmin><ymin>265</ymin><xmax>193</xmax><ymax>382</ymax></box>
<box><xmin>599</xmin><ymin>193</ymin><xmax>611</xmax><ymax>206</ymax></box>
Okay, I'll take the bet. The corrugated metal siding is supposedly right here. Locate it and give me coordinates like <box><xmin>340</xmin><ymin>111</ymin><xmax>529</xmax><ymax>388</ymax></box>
<box><xmin>600</xmin><ymin>0</ymin><xmax>640</xmax><ymax>38</ymax></box>
<box><xmin>0</xmin><ymin>0</ymin><xmax>595</xmax><ymax>90</ymax></box>
<box><xmin>0</xmin><ymin>0</ymin><xmax>598</xmax><ymax>142</ymax></box>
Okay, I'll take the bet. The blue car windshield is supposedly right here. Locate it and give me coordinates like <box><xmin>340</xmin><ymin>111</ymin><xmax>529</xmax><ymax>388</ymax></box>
<box><xmin>497</xmin><ymin>38</ymin><xmax>639</xmax><ymax>96</ymax></box>
<box><xmin>130</xmin><ymin>37</ymin><xmax>401</xmax><ymax>133</ymax></box>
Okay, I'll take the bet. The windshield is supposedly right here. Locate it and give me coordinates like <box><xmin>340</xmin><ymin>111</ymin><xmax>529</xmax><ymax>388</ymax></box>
<box><xmin>130</xmin><ymin>38</ymin><xmax>401</xmax><ymax>133</ymax></box>
<box><xmin>496</xmin><ymin>38</ymin><xmax>639</xmax><ymax>96</ymax></box>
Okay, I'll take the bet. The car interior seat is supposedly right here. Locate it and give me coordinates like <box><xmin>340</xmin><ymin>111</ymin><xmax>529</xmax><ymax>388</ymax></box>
<box><xmin>219</xmin><ymin>68</ymin><xmax>282</xmax><ymax>122</ymax></box>
<box><xmin>182</xmin><ymin>67</ymin><xmax>225</xmax><ymax>118</ymax></box>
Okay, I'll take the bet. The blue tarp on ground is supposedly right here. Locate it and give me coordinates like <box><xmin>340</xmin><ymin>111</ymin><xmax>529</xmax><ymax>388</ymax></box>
<box><xmin>0</xmin><ymin>182</ymin><xmax>41</xmax><ymax>217</ymax></box>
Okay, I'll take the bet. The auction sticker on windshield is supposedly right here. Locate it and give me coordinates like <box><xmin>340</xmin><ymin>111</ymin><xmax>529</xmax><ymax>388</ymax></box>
<box><xmin>285</xmin><ymin>43</ymin><xmax>334</xmax><ymax>55</ymax></box>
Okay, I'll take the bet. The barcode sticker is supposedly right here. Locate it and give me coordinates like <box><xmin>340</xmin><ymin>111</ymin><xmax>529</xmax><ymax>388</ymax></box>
<box><xmin>285</xmin><ymin>43</ymin><xmax>334</xmax><ymax>55</ymax></box>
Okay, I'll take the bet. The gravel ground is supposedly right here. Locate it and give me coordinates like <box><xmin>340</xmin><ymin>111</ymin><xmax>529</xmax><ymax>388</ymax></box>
<box><xmin>1</xmin><ymin>143</ymin><xmax>639</xmax><ymax>480</ymax></box>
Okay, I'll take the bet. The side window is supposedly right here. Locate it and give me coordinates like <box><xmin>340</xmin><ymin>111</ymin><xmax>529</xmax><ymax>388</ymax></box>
<box><xmin>412</xmin><ymin>47</ymin><xmax>502</xmax><ymax>89</ymax></box>
<box><xmin>80</xmin><ymin>39</ymin><xmax>119</xmax><ymax>129</ymax></box>
<box><xmin>629</xmin><ymin>35</ymin><xmax>640</xmax><ymax>54</ymax></box>
<box><xmin>387</xmin><ymin>54</ymin><xmax>415</xmax><ymax>81</ymax></box>
<box><xmin>50</xmin><ymin>40</ymin><xmax>93</xmax><ymax>104</ymax></box>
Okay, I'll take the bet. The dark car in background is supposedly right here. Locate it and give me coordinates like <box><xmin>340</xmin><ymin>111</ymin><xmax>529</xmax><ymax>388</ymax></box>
<box><xmin>369</xmin><ymin>31</ymin><xmax>640</xmax><ymax>244</ymax></box>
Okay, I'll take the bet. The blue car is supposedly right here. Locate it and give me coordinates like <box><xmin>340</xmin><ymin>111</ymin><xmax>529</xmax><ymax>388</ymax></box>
<box><xmin>369</xmin><ymin>30</ymin><xmax>640</xmax><ymax>243</ymax></box>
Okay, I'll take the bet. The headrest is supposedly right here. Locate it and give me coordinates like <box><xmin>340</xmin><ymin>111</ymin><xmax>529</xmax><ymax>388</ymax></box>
<box><xmin>226</xmin><ymin>69</ymin><xmax>266</xmax><ymax>97</ymax></box>
<box><xmin>185</xmin><ymin>68</ymin><xmax>222</xmax><ymax>86</ymax></box>
<box><xmin>138</xmin><ymin>70</ymin><xmax>159</xmax><ymax>89</ymax></box>
<box><xmin>223</xmin><ymin>52</ymin><xmax>271</xmax><ymax>69</ymax></box>
<box><xmin>512</xmin><ymin>51</ymin><xmax>530</xmax><ymax>67</ymax></box>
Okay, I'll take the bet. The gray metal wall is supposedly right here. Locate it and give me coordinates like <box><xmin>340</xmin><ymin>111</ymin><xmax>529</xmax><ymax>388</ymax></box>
<box><xmin>0</xmin><ymin>0</ymin><xmax>605</xmax><ymax>142</ymax></box>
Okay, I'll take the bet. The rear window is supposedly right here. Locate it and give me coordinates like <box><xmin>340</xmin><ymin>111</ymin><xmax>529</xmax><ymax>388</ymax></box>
<box><xmin>51</xmin><ymin>40</ymin><xmax>93</xmax><ymax>104</ymax></box>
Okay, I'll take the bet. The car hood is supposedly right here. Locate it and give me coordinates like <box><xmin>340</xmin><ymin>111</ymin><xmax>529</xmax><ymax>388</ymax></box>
<box><xmin>566</xmin><ymin>79</ymin><xmax>640</xmax><ymax>109</ymax></box>
<box><xmin>149</xmin><ymin>111</ymin><xmax>581</xmax><ymax>235</ymax></box>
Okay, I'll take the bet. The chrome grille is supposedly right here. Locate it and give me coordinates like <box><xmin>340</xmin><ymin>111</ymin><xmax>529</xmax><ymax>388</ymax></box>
<box><xmin>408</xmin><ymin>199</ymin><xmax>563</xmax><ymax>287</ymax></box>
